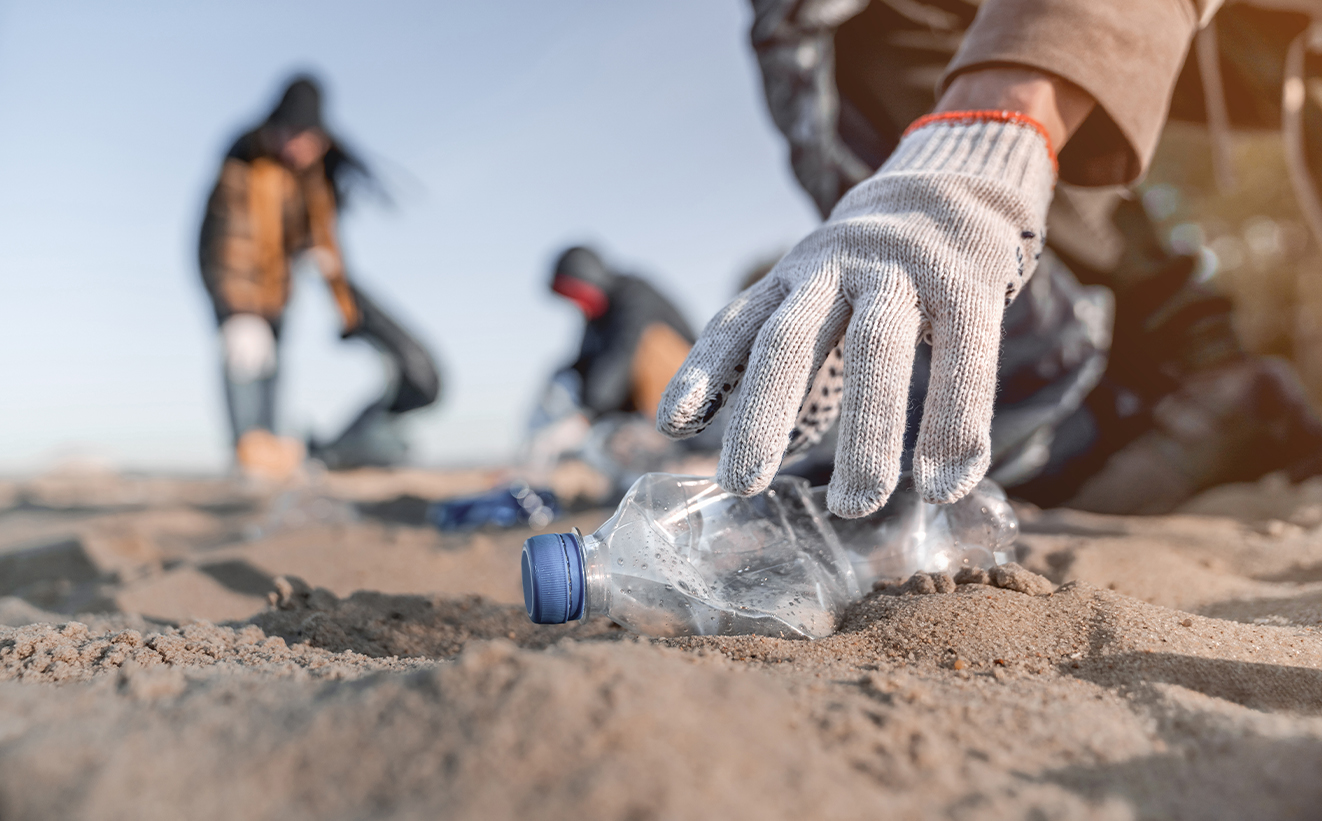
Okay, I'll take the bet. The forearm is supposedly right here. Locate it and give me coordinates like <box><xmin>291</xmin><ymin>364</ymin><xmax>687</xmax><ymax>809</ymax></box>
<box><xmin>935</xmin><ymin>67</ymin><xmax>1095</xmax><ymax>155</ymax></box>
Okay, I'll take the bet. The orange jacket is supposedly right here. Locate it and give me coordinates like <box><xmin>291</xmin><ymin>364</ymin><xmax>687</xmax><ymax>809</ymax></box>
<box><xmin>199</xmin><ymin>155</ymin><xmax>359</xmax><ymax>332</ymax></box>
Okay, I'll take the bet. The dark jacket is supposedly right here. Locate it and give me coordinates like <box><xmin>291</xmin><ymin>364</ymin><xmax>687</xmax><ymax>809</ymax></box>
<box><xmin>571</xmin><ymin>276</ymin><xmax>695</xmax><ymax>416</ymax></box>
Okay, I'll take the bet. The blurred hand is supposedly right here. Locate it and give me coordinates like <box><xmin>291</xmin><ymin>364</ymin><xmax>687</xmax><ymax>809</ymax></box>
<box><xmin>305</xmin><ymin>247</ymin><xmax>361</xmax><ymax>336</ymax></box>
<box><xmin>329</xmin><ymin>278</ymin><xmax>361</xmax><ymax>338</ymax></box>
<box><xmin>657</xmin><ymin>113</ymin><xmax>1056</xmax><ymax>517</ymax></box>
<box><xmin>220</xmin><ymin>313</ymin><xmax>278</xmax><ymax>384</ymax></box>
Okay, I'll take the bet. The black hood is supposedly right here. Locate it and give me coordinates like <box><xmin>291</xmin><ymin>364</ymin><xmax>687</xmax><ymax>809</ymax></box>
<box><xmin>265</xmin><ymin>76</ymin><xmax>324</xmax><ymax>134</ymax></box>
<box><xmin>552</xmin><ymin>246</ymin><xmax>616</xmax><ymax>291</ymax></box>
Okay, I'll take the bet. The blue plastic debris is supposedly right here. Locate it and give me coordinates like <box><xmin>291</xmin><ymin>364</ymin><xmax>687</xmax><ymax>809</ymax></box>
<box><xmin>428</xmin><ymin>482</ymin><xmax>561</xmax><ymax>532</ymax></box>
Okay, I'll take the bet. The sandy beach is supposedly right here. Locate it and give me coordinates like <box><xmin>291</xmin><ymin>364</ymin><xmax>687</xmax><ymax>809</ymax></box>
<box><xmin>2</xmin><ymin>464</ymin><xmax>1322</xmax><ymax>820</ymax></box>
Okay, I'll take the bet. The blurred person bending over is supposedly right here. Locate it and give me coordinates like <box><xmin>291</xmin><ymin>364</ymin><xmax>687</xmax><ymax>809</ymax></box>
<box><xmin>551</xmin><ymin>246</ymin><xmax>695</xmax><ymax>422</ymax></box>
<box><xmin>658</xmin><ymin>0</ymin><xmax>1322</xmax><ymax>516</ymax></box>
<box><xmin>199</xmin><ymin>76</ymin><xmax>440</xmax><ymax>479</ymax></box>
<box><xmin>524</xmin><ymin>246</ymin><xmax>700</xmax><ymax>491</ymax></box>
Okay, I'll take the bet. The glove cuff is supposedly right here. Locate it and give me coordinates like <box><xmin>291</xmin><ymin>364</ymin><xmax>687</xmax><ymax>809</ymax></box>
<box><xmin>885</xmin><ymin>110</ymin><xmax>1057</xmax><ymax>192</ymax></box>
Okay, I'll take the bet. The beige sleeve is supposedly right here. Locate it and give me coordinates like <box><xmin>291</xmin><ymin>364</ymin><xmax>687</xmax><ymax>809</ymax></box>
<box><xmin>941</xmin><ymin>0</ymin><xmax>1221</xmax><ymax>186</ymax></box>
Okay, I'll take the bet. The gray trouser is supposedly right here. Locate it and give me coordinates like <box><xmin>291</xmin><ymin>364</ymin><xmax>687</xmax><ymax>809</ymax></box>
<box><xmin>224</xmin><ymin>370</ymin><xmax>277</xmax><ymax>444</ymax></box>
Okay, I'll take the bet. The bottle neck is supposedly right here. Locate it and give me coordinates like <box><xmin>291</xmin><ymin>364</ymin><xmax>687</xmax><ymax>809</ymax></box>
<box><xmin>578</xmin><ymin>530</ymin><xmax>611</xmax><ymax>620</ymax></box>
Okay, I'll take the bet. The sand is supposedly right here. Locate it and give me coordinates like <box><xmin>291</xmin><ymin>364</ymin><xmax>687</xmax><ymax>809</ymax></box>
<box><xmin>1</xmin><ymin>465</ymin><xmax>1322</xmax><ymax>820</ymax></box>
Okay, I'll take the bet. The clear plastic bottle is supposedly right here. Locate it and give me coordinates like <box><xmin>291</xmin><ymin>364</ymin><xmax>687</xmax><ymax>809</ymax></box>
<box><xmin>521</xmin><ymin>473</ymin><xmax>1018</xmax><ymax>639</ymax></box>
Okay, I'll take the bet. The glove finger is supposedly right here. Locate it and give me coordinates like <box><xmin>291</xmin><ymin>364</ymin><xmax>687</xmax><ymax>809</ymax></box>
<box><xmin>912</xmin><ymin>282</ymin><xmax>1006</xmax><ymax>504</ymax></box>
<box><xmin>657</xmin><ymin>275</ymin><xmax>784</xmax><ymax>438</ymax></box>
<box><xmin>826</xmin><ymin>279</ymin><xmax>922</xmax><ymax>518</ymax></box>
<box><xmin>718</xmin><ymin>274</ymin><xmax>850</xmax><ymax>496</ymax></box>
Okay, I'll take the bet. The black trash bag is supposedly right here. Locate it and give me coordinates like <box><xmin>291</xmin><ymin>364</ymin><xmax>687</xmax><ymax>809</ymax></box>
<box><xmin>309</xmin><ymin>282</ymin><xmax>442</xmax><ymax>469</ymax></box>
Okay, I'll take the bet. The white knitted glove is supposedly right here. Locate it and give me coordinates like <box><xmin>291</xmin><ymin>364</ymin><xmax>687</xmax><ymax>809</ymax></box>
<box><xmin>658</xmin><ymin>112</ymin><xmax>1056</xmax><ymax>517</ymax></box>
<box><xmin>220</xmin><ymin>313</ymin><xmax>278</xmax><ymax>384</ymax></box>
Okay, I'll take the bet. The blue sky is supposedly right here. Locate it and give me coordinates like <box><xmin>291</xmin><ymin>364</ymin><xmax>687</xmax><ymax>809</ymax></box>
<box><xmin>0</xmin><ymin>1</ymin><xmax>818</xmax><ymax>472</ymax></box>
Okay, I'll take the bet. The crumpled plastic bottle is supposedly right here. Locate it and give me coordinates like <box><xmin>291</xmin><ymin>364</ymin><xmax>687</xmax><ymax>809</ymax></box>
<box><xmin>521</xmin><ymin>472</ymin><xmax>1018</xmax><ymax>639</ymax></box>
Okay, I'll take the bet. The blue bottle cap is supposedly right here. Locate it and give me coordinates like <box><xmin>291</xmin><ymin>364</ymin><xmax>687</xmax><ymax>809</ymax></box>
<box><xmin>521</xmin><ymin>531</ymin><xmax>586</xmax><ymax>624</ymax></box>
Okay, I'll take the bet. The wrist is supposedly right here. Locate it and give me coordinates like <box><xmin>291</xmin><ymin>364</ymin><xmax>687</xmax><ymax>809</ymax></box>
<box><xmin>937</xmin><ymin>67</ymin><xmax>1094</xmax><ymax>151</ymax></box>
<box><xmin>884</xmin><ymin>113</ymin><xmax>1057</xmax><ymax>195</ymax></box>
